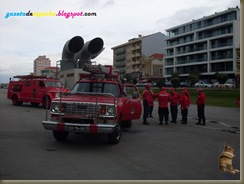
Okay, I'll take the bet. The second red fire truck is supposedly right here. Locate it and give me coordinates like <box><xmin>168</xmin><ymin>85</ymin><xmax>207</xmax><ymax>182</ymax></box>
<box><xmin>7</xmin><ymin>75</ymin><xmax>67</xmax><ymax>108</ymax></box>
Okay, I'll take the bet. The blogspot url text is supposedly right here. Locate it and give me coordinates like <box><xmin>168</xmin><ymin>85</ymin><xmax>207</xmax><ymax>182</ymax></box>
<box><xmin>4</xmin><ymin>10</ymin><xmax>97</xmax><ymax>19</ymax></box>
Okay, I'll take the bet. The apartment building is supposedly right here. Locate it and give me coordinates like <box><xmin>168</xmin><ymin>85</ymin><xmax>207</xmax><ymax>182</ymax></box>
<box><xmin>164</xmin><ymin>7</ymin><xmax>240</xmax><ymax>81</ymax></box>
<box><xmin>112</xmin><ymin>32</ymin><xmax>167</xmax><ymax>81</ymax></box>
<box><xmin>33</xmin><ymin>55</ymin><xmax>51</xmax><ymax>76</ymax></box>
<box><xmin>143</xmin><ymin>53</ymin><xmax>164</xmax><ymax>79</ymax></box>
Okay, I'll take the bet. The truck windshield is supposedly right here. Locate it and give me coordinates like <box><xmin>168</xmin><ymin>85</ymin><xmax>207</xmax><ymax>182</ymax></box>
<box><xmin>71</xmin><ymin>82</ymin><xmax>120</xmax><ymax>97</ymax></box>
<box><xmin>45</xmin><ymin>81</ymin><xmax>62</xmax><ymax>87</ymax></box>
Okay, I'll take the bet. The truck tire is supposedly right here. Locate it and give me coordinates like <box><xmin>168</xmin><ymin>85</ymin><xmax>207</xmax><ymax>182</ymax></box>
<box><xmin>43</xmin><ymin>96</ymin><xmax>51</xmax><ymax>109</ymax></box>
<box><xmin>12</xmin><ymin>95</ymin><xmax>23</xmax><ymax>106</ymax></box>
<box><xmin>108</xmin><ymin>124</ymin><xmax>121</xmax><ymax>144</ymax></box>
<box><xmin>53</xmin><ymin>131</ymin><xmax>69</xmax><ymax>142</ymax></box>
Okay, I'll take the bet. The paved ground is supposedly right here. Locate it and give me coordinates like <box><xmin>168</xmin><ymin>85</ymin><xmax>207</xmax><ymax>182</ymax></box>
<box><xmin>150</xmin><ymin>101</ymin><xmax>240</xmax><ymax>134</ymax></box>
<box><xmin>0</xmin><ymin>89</ymin><xmax>241</xmax><ymax>181</ymax></box>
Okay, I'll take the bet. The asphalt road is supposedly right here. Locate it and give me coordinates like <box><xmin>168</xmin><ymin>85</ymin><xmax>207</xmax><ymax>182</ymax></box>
<box><xmin>0</xmin><ymin>89</ymin><xmax>241</xmax><ymax>181</ymax></box>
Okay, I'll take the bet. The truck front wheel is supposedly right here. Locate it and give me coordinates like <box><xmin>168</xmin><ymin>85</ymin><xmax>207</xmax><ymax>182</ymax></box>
<box><xmin>108</xmin><ymin>124</ymin><xmax>121</xmax><ymax>144</ymax></box>
<box><xmin>12</xmin><ymin>95</ymin><xmax>23</xmax><ymax>106</ymax></box>
<box><xmin>53</xmin><ymin>131</ymin><xmax>69</xmax><ymax>142</ymax></box>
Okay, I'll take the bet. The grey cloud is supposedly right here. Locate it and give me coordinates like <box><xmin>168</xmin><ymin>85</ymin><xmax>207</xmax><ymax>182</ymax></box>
<box><xmin>156</xmin><ymin>6</ymin><xmax>215</xmax><ymax>31</ymax></box>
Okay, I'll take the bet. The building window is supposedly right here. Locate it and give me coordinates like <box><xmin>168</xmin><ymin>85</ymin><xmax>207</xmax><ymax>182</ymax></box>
<box><xmin>221</xmin><ymin>14</ymin><xmax>228</xmax><ymax>22</ymax></box>
<box><xmin>166</xmin><ymin>68</ymin><xmax>173</xmax><ymax>75</ymax></box>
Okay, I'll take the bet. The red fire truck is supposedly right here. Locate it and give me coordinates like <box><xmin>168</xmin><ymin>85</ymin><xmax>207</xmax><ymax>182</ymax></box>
<box><xmin>7</xmin><ymin>75</ymin><xmax>67</xmax><ymax>108</ymax></box>
<box><xmin>42</xmin><ymin>64</ymin><xmax>142</xmax><ymax>144</ymax></box>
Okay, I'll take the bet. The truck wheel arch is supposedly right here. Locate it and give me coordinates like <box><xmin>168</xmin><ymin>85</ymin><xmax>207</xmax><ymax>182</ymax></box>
<box><xmin>12</xmin><ymin>94</ymin><xmax>23</xmax><ymax>106</ymax></box>
<box><xmin>42</xmin><ymin>95</ymin><xmax>51</xmax><ymax>109</ymax></box>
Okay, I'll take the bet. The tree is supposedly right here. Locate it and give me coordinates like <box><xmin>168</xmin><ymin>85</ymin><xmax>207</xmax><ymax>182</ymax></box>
<box><xmin>216</xmin><ymin>73</ymin><xmax>228</xmax><ymax>84</ymax></box>
<box><xmin>125</xmin><ymin>74</ymin><xmax>132</xmax><ymax>83</ymax></box>
<box><xmin>188</xmin><ymin>71</ymin><xmax>199</xmax><ymax>87</ymax></box>
<box><xmin>156</xmin><ymin>79</ymin><xmax>165</xmax><ymax>88</ymax></box>
<box><xmin>171</xmin><ymin>78</ymin><xmax>180</xmax><ymax>88</ymax></box>
<box><xmin>170</xmin><ymin>72</ymin><xmax>180</xmax><ymax>88</ymax></box>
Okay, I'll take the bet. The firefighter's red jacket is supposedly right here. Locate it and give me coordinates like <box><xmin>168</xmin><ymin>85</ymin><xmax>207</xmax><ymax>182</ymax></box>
<box><xmin>169</xmin><ymin>92</ymin><xmax>180</xmax><ymax>106</ymax></box>
<box><xmin>180</xmin><ymin>94</ymin><xmax>190</xmax><ymax>109</ymax></box>
<box><xmin>153</xmin><ymin>91</ymin><xmax>169</xmax><ymax>108</ymax></box>
<box><xmin>196</xmin><ymin>93</ymin><xmax>206</xmax><ymax>108</ymax></box>
<box><xmin>142</xmin><ymin>89</ymin><xmax>151</xmax><ymax>104</ymax></box>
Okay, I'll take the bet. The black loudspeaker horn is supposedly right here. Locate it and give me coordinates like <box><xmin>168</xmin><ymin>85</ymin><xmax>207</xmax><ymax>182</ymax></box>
<box><xmin>61</xmin><ymin>36</ymin><xmax>84</xmax><ymax>71</ymax></box>
<box><xmin>74</xmin><ymin>37</ymin><xmax>104</xmax><ymax>68</ymax></box>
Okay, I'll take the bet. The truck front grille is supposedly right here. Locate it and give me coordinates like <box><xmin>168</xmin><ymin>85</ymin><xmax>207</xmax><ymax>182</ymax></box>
<box><xmin>65</xmin><ymin>103</ymin><xmax>101</xmax><ymax>116</ymax></box>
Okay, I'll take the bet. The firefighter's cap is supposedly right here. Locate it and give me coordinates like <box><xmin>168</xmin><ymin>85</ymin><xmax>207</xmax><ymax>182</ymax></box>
<box><xmin>169</xmin><ymin>87</ymin><xmax>175</xmax><ymax>91</ymax></box>
<box><xmin>182</xmin><ymin>87</ymin><xmax>187</xmax><ymax>91</ymax></box>
<box><xmin>145</xmin><ymin>84</ymin><xmax>151</xmax><ymax>89</ymax></box>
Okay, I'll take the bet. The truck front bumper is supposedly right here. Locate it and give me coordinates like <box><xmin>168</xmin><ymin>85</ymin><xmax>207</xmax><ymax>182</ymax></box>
<box><xmin>42</xmin><ymin>120</ymin><xmax>116</xmax><ymax>134</ymax></box>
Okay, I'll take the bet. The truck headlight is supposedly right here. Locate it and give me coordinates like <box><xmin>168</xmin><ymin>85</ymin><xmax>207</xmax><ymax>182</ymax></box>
<box><xmin>107</xmin><ymin>106</ymin><xmax>115</xmax><ymax>115</ymax></box>
<box><xmin>51</xmin><ymin>103</ymin><xmax>60</xmax><ymax>113</ymax></box>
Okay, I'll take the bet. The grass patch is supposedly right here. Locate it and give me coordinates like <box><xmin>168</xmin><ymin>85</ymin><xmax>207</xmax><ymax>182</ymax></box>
<box><xmin>138</xmin><ymin>87</ymin><xmax>240</xmax><ymax>108</ymax></box>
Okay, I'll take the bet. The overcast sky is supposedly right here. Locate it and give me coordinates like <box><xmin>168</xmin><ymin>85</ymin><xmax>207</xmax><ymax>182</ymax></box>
<box><xmin>0</xmin><ymin>0</ymin><xmax>240</xmax><ymax>83</ymax></box>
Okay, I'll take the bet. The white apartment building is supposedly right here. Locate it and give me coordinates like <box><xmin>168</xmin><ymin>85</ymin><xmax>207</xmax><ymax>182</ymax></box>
<box><xmin>164</xmin><ymin>7</ymin><xmax>240</xmax><ymax>81</ymax></box>
<box><xmin>33</xmin><ymin>55</ymin><xmax>51</xmax><ymax>76</ymax></box>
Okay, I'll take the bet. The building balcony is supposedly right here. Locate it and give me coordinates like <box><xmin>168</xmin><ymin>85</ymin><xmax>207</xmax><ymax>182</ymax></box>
<box><xmin>132</xmin><ymin>60</ymin><xmax>141</xmax><ymax>65</ymax></box>
<box><xmin>132</xmin><ymin>45</ymin><xmax>141</xmax><ymax>50</ymax></box>
<box><xmin>132</xmin><ymin>53</ymin><xmax>141</xmax><ymax>58</ymax></box>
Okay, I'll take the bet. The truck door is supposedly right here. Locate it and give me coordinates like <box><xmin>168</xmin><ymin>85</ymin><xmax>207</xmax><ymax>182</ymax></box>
<box><xmin>124</xmin><ymin>84</ymin><xmax>142</xmax><ymax>120</ymax></box>
<box><xmin>35</xmin><ymin>80</ymin><xmax>46</xmax><ymax>101</ymax></box>
<box><xmin>21</xmin><ymin>80</ymin><xmax>31</xmax><ymax>100</ymax></box>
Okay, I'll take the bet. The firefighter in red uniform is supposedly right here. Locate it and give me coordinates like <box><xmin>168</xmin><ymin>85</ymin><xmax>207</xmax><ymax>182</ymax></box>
<box><xmin>195</xmin><ymin>88</ymin><xmax>206</xmax><ymax>126</ymax></box>
<box><xmin>180</xmin><ymin>88</ymin><xmax>191</xmax><ymax>122</ymax></box>
<box><xmin>153</xmin><ymin>87</ymin><xmax>170</xmax><ymax>125</ymax></box>
<box><xmin>169</xmin><ymin>88</ymin><xmax>181</xmax><ymax>123</ymax></box>
<box><xmin>142</xmin><ymin>84</ymin><xmax>151</xmax><ymax>125</ymax></box>
<box><xmin>182</xmin><ymin>87</ymin><xmax>191</xmax><ymax>105</ymax></box>
<box><xmin>148</xmin><ymin>90</ymin><xmax>154</xmax><ymax>117</ymax></box>
<box><xmin>180</xmin><ymin>90</ymin><xmax>190</xmax><ymax>124</ymax></box>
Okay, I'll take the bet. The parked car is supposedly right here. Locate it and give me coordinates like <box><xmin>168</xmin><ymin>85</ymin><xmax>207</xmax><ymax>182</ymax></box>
<box><xmin>165</xmin><ymin>81</ymin><xmax>172</xmax><ymax>87</ymax></box>
<box><xmin>212</xmin><ymin>81</ymin><xmax>236</xmax><ymax>88</ymax></box>
<box><xmin>152</xmin><ymin>82</ymin><xmax>157</xmax><ymax>87</ymax></box>
<box><xmin>143</xmin><ymin>82</ymin><xmax>157</xmax><ymax>87</ymax></box>
<box><xmin>194</xmin><ymin>81</ymin><xmax>212</xmax><ymax>88</ymax></box>
<box><xmin>224</xmin><ymin>81</ymin><xmax>236</xmax><ymax>88</ymax></box>
<box><xmin>180</xmin><ymin>82</ymin><xmax>190</xmax><ymax>87</ymax></box>
<box><xmin>136</xmin><ymin>83</ymin><xmax>144</xmax><ymax>87</ymax></box>
<box><xmin>212</xmin><ymin>82</ymin><xmax>220</xmax><ymax>87</ymax></box>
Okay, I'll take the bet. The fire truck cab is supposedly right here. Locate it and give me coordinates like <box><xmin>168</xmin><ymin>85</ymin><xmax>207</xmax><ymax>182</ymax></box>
<box><xmin>7</xmin><ymin>75</ymin><xmax>67</xmax><ymax>108</ymax></box>
<box><xmin>42</xmin><ymin>64</ymin><xmax>142</xmax><ymax>144</ymax></box>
